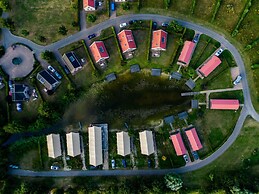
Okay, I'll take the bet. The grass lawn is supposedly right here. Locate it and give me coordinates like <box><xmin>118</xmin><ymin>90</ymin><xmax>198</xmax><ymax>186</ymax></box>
<box><xmin>193</xmin><ymin>0</ymin><xmax>215</xmax><ymax>21</ymax></box>
<box><xmin>188</xmin><ymin>108</ymin><xmax>240</xmax><ymax>159</ymax></box>
<box><xmin>210</xmin><ymin>90</ymin><xmax>244</xmax><ymax>103</ymax></box>
<box><xmin>182</xmin><ymin>118</ymin><xmax>259</xmax><ymax>190</ymax></box>
<box><xmin>168</xmin><ymin>0</ymin><xmax>192</xmax><ymax>16</ymax></box>
<box><xmin>0</xmin><ymin>87</ymin><xmax>8</xmax><ymax>125</ymax></box>
<box><xmin>9</xmin><ymin>0</ymin><xmax>79</xmax><ymax>45</ymax></box>
<box><xmin>125</xmin><ymin>30</ymin><xmax>149</xmax><ymax>67</ymax></box>
<box><xmin>140</xmin><ymin>0</ymin><xmax>164</xmax><ymax>9</ymax></box>
<box><xmin>213</xmin><ymin>0</ymin><xmax>247</xmax><ymax>33</ymax></box>
<box><xmin>116</xmin><ymin>1</ymin><xmax>139</xmax><ymax>16</ymax></box>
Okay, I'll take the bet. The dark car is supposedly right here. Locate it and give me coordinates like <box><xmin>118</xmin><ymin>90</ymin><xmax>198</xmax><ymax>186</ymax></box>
<box><xmin>122</xmin><ymin>159</ymin><xmax>127</xmax><ymax>168</ymax></box>
<box><xmin>193</xmin><ymin>34</ymin><xmax>200</xmax><ymax>43</ymax></box>
<box><xmin>88</xmin><ymin>33</ymin><xmax>96</xmax><ymax>40</ymax></box>
<box><xmin>148</xmin><ymin>159</ymin><xmax>151</xmax><ymax>168</ymax></box>
<box><xmin>152</xmin><ymin>22</ymin><xmax>157</xmax><ymax>30</ymax></box>
<box><xmin>8</xmin><ymin>80</ymin><xmax>14</xmax><ymax>90</ymax></box>
<box><xmin>129</xmin><ymin>20</ymin><xmax>137</xmax><ymax>25</ymax></box>
<box><xmin>162</xmin><ymin>22</ymin><xmax>169</xmax><ymax>27</ymax></box>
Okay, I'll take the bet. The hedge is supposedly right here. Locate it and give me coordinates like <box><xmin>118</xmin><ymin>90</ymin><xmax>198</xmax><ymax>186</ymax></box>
<box><xmin>231</xmin><ymin>0</ymin><xmax>253</xmax><ymax>37</ymax></box>
<box><xmin>111</xmin><ymin>26</ymin><xmax>123</xmax><ymax>60</ymax></box>
<box><xmin>244</xmin><ymin>38</ymin><xmax>259</xmax><ymax>51</ymax></box>
<box><xmin>191</xmin><ymin>0</ymin><xmax>196</xmax><ymax>14</ymax></box>
<box><xmin>107</xmin><ymin>0</ymin><xmax>110</xmax><ymax>17</ymax></box>
<box><xmin>211</xmin><ymin>0</ymin><xmax>222</xmax><ymax>23</ymax></box>
<box><xmin>251</xmin><ymin>64</ymin><xmax>259</xmax><ymax>70</ymax></box>
<box><xmin>81</xmin><ymin>40</ymin><xmax>96</xmax><ymax>72</ymax></box>
<box><xmin>0</xmin><ymin>66</ymin><xmax>9</xmax><ymax>81</ymax></box>
<box><xmin>164</xmin><ymin>0</ymin><xmax>171</xmax><ymax>9</ymax></box>
<box><xmin>146</xmin><ymin>20</ymin><xmax>153</xmax><ymax>61</ymax></box>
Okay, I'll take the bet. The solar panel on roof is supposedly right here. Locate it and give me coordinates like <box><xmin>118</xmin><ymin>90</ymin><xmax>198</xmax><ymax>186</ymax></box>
<box><xmin>69</xmin><ymin>56</ymin><xmax>75</xmax><ymax>62</ymax></box>
<box><xmin>99</xmin><ymin>46</ymin><xmax>104</xmax><ymax>53</ymax></box>
<box><xmin>161</xmin><ymin>37</ymin><xmax>165</xmax><ymax>43</ymax></box>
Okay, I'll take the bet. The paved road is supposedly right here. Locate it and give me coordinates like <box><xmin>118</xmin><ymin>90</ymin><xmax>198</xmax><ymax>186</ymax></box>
<box><xmin>3</xmin><ymin>14</ymin><xmax>259</xmax><ymax>177</ymax></box>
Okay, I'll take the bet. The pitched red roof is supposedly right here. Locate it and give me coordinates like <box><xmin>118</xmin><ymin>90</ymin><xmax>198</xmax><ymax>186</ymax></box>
<box><xmin>170</xmin><ymin>131</ymin><xmax>187</xmax><ymax>156</ymax></box>
<box><xmin>178</xmin><ymin>41</ymin><xmax>195</xmax><ymax>65</ymax></box>
<box><xmin>90</xmin><ymin>41</ymin><xmax>109</xmax><ymax>63</ymax></box>
<box><xmin>118</xmin><ymin>30</ymin><xmax>136</xmax><ymax>53</ymax></box>
<box><xmin>185</xmin><ymin>128</ymin><xmax>202</xmax><ymax>151</ymax></box>
<box><xmin>210</xmin><ymin>99</ymin><xmax>240</xmax><ymax>110</ymax></box>
<box><xmin>151</xmin><ymin>30</ymin><xmax>167</xmax><ymax>50</ymax></box>
<box><xmin>83</xmin><ymin>0</ymin><xmax>95</xmax><ymax>8</ymax></box>
<box><xmin>199</xmin><ymin>56</ymin><xmax>221</xmax><ymax>77</ymax></box>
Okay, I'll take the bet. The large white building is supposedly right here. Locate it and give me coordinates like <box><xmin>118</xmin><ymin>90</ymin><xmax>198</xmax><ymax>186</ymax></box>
<box><xmin>47</xmin><ymin>134</ymin><xmax>62</xmax><ymax>158</ymax></box>
<box><xmin>66</xmin><ymin>132</ymin><xmax>81</xmax><ymax>157</ymax></box>
<box><xmin>116</xmin><ymin>131</ymin><xmax>131</xmax><ymax>156</ymax></box>
<box><xmin>139</xmin><ymin>130</ymin><xmax>155</xmax><ymax>155</ymax></box>
<box><xmin>88</xmin><ymin>126</ymin><xmax>103</xmax><ymax>166</ymax></box>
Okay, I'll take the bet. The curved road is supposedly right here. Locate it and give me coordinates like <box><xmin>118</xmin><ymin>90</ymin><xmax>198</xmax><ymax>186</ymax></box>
<box><xmin>3</xmin><ymin>14</ymin><xmax>259</xmax><ymax>177</ymax></box>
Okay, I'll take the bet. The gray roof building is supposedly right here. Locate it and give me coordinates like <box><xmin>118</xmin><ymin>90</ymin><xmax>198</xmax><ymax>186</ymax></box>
<box><xmin>62</xmin><ymin>52</ymin><xmax>83</xmax><ymax>74</ymax></box>
<box><xmin>191</xmin><ymin>99</ymin><xmax>199</xmax><ymax>109</ymax></box>
<box><xmin>130</xmin><ymin>64</ymin><xmax>140</xmax><ymax>73</ymax></box>
<box><xmin>151</xmin><ymin>68</ymin><xmax>161</xmax><ymax>76</ymax></box>
<box><xmin>170</xmin><ymin>72</ymin><xmax>182</xmax><ymax>80</ymax></box>
<box><xmin>37</xmin><ymin>70</ymin><xmax>61</xmax><ymax>91</ymax></box>
<box><xmin>178</xmin><ymin>111</ymin><xmax>188</xmax><ymax>120</ymax></box>
<box><xmin>10</xmin><ymin>84</ymin><xmax>30</xmax><ymax>102</ymax></box>
<box><xmin>105</xmin><ymin>73</ymin><xmax>117</xmax><ymax>82</ymax></box>
<box><xmin>185</xmin><ymin>79</ymin><xmax>196</xmax><ymax>90</ymax></box>
<box><xmin>164</xmin><ymin>115</ymin><xmax>175</xmax><ymax>124</ymax></box>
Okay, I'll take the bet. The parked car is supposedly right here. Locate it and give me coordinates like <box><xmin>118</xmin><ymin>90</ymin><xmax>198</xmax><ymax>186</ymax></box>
<box><xmin>119</xmin><ymin>22</ymin><xmax>127</xmax><ymax>28</ymax></box>
<box><xmin>111</xmin><ymin>159</ymin><xmax>115</xmax><ymax>169</ymax></box>
<box><xmin>48</xmin><ymin>65</ymin><xmax>55</xmax><ymax>73</ymax></box>
<box><xmin>162</xmin><ymin>22</ymin><xmax>169</xmax><ymax>27</ymax></box>
<box><xmin>215</xmin><ymin>48</ymin><xmax>224</xmax><ymax>56</ymax></box>
<box><xmin>193</xmin><ymin>33</ymin><xmax>200</xmax><ymax>43</ymax></box>
<box><xmin>9</xmin><ymin>165</ymin><xmax>19</xmax><ymax>169</ymax></box>
<box><xmin>183</xmin><ymin>154</ymin><xmax>189</xmax><ymax>163</ymax></box>
<box><xmin>147</xmin><ymin>159</ymin><xmax>151</xmax><ymax>168</ymax></box>
<box><xmin>129</xmin><ymin>20</ymin><xmax>137</xmax><ymax>25</ymax></box>
<box><xmin>54</xmin><ymin>71</ymin><xmax>62</xmax><ymax>80</ymax></box>
<box><xmin>122</xmin><ymin>159</ymin><xmax>127</xmax><ymax>168</ymax></box>
<box><xmin>111</xmin><ymin>2</ymin><xmax>115</xmax><ymax>11</ymax></box>
<box><xmin>192</xmin><ymin>151</ymin><xmax>199</xmax><ymax>160</ymax></box>
<box><xmin>88</xmin><ymin>33</ymin><xmax>96</xmax><ymax>40</ymax></box>
<box><xmin>16</xmin><ymin>103</ymin><xmax>22</xmax><ymax>112</ymax></box>
<box><xmin>50</xmin><ymin>166</ymin><xmax>59</xmax><ymax>170</ymax></box>
<box><xmin>233</xmin><ymin>75</ymin><xmax>242</xmax><ymax>85</ymax></box>
<box><xmin>8</xmin><ymin>80</ymin><xmax>14</xmax><ymax>90</ymax></box>
<box><xmin>152</xmin><ymin>22</ymin><xmax>157</xmax><ymax>30</ymax></box>
<box><xmin>98</xmin><ymin>1</ymin><xmax>102</xmax><ymax>6</ymax></box>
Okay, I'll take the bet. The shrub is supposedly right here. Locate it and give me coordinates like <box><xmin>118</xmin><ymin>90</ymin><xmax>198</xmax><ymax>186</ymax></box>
<box><xmin>167</xmin><ymin>20</ymin><xmax>184</xmax><ymax>33</ymax></box>
<box><xmin>0</xmin><ymin>17</ymin><xmax>14</xmax><ymax>31</ymax></box>
<box><xmin>164</xmin><ymin>0</ymin><xmax>171</xmax><ymax>9</ymax></box>
<box><xmin>122</xmin><ymin>2</ymin><xmax>131</xmax><ymax>10</ymax></box>
<box><xmin>211</xmin><ymin>0</ymin><xmax>222</xmax><ymax>23</ymax></box>
<box><xmin>0</xmin><ymin>45</ymin><xmax>5</xmax><ymax>58</ymax></box>
<box><xmin>37</xmin><ymin>35</ymin><xmax>46</xmax><ymax>43</ymax></box>
<box><xmin>0</xmin><ymin>0</ymin><xmax>10</xmax><ymax>11</ymax></box>
<box><xmin>87</xmin><ymin>14</ymin><xmax>97</xmax><ymax>23</ymax></box>
<box><xmin>251</xmin><ymin>64</ymin><xmax>259</xmax><ymax>70</ymax></box>
<box><xmin>41</xmin><ymin>50</ymin><xmax>55</xmax><ymax>62</ymax></box>
<box><xmin>191</xmin><ymin>0</ymin><xmax>196</xmax><ymax>14</ymax></box>
<box><xmin>21</xmin><ymin>29</ymin><xmax>29</xmax><ymax>36</ymax></box>
<box><xmin>58</xmin><ymin>25</ymin><xmax>68</xmax><ymax>35</ymax></box>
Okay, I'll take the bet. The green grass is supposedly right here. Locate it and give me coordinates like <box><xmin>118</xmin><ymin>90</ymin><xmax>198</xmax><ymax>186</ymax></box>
<box><xmin>9</xmin><ymin>0</ymin><xmax>79</xmax><ymax>45</ymax></box>
<box><xmin>116</xmin><ymin>2</ymin><xmax>140</xmax><ymax>16</ymax></box>
<box><xmin>182</xmin><ymin>118</ymin><xmax>259</xmax><ymax>189</ymax></box>
<box><xmin>210</xmin><ymin>90</ymin><xmax>244</xmax><ymax>103</ymax></box>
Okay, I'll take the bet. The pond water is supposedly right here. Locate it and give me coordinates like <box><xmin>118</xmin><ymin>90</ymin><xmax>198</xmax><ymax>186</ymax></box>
<box><xmin>62</xmin><ymin>73</ymin><xmax>191</xmax><ymax>127</ymax></box>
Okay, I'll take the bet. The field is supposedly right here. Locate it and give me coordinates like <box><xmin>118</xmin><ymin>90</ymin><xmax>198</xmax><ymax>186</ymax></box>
<box><xmin>9</xmin><ymin>0</ymin><xmax>79</xmax><ymax>45</ymax></box>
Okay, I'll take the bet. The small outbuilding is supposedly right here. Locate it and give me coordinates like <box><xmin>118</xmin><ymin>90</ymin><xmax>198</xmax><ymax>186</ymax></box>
<box><xmin>88</xmin><ymin>126</ymin><xmax>103</xmax><ymax>167</ymax></box>
<box><xmin>185</xmin><ymin>79</ymin><xmax>196</xmax><ymax>90</ymax></box>
<box><xmin>178</xmin><ymin>111</ymin><xmax>188</xmax><ymax>120</ymax></box>
<box><xmin>151</xmin><ymin>68</ymin><xmax>161</xmax><ymax>76</ymax></box>
<box><xmin>164</xmin><ymin>115</ymin><xmax>175</xmax><ymax>124</ymax></box>
<box><xmin>116</xmin><ymin>131</ymin><xmax>131</xmax><ymax>156</ymax></box>
<box><xmin>47</xmin><ymin>134</ymin><xmax>62</xmax><ymax>158</ymax></box>
<box><xmin>170</xmin><ymin>72</ymin><xmax>182</xmax><ymax>80</ymax></box>
<box><xmin>191</xmin><ymin>99</ymin><xmax>199</xmax><ymax>109</ymax></box>
<box><xmin>105</xmin><ymin>73</ymin><xmax>117</xmax><ymax>82</ymax></box>
<box><xmin>130</xmin><ymin>64</ymin><xmax>140</xmax><ymax>73</ymax></box>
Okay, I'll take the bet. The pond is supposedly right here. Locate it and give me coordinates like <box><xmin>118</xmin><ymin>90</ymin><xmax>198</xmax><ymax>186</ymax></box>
<box><xmin>62</xmin><ymin>73</ymin><xmax>191</xmax><ymax>128</ymax></box>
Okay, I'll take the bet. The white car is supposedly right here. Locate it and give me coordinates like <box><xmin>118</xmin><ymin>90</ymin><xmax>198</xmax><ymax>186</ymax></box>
<box><xmin>183</xmin><ymin>154</ymin><xmax>189</xmax><ymax>163</ymax></box>
<box><xmin>50</xmin><ymin>166</ymin><xmax>59</xmax><ymax>170</ymax></box>
<box><xmin>48</xmin><ymin>65</ymin><xmax>55</xmax><ymax>73</ymax></box>
<box><xmin>233</xmin><ymin>75</ymin><xmax>242</xmax><ymax>85</ymax></box>
<box><xmin>119</xmin><ymin>23</ymin><xmax>127</xmax><ymax>28</ymax></box>
<box><xmin>215</xmin><ymin>48</ymin><xmax>224</xmax><ymax>56</ymax></box>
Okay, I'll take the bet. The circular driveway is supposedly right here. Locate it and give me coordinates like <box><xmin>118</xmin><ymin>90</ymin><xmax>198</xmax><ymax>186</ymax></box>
<box><xmin>0</xmin><ymin>45</ymin><xmax>34</xmax><ymax>79</ymax></box>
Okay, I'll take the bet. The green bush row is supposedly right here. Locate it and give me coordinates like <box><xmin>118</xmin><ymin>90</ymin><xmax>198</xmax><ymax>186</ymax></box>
<box><xmin>191</xmin><ymin>0</ymin><xmax>196</xmax><ymax>14</ymax></box>
<box><xmin>211</xmin><ymin>0</ymin><xmax>222</xmax><ymax>23</ymax></box>
<box><xmin>81</xmin><ymin>40</ymin><xmax>96</xmax><ymax>72</ymax></box>
<box><xmin>251</xmin><ymin>64</ymin><xmax>259</xmax><ymax>70</ymax></box>
<box><xmin>244</xmin><ymin>37</ymin><xmax>259</xmax><ymax>51</ymax></box>
<box><xmin>164</xmin><ymin>0</ymin><xmax>171</xmax><ymax>9</ymax></box>
<box><xmin>231</xmin><ymin>0</ymin><xmax>253</xmax><ymax>37</ymax></box>
<box><xmin>0</xmin><ymin>66</ymin><xmax>9</xmax><ymax>81</ymax></box>
<box><xmin>111</xmin><ymin>26</ymin><xmax>124</xmax><ymax>60</ymax></box>
<box><xmin>146</xmin><ymin>20</ymin><xmax>153</xmax><ymax>62</ymax></box>
<box><xmin>170</xmin><ymin>28</ymin><xmax>186</xmax><ymax>65</ymax></box>
<box><xmin>107</xmin><ymin>0</ymin><xmax>110</xmax><ymax>17</ymax></box>
<box><xmin>98</xmin><ymin>34</ymin><xmax>114</xmax><ymax>41</ymax></box>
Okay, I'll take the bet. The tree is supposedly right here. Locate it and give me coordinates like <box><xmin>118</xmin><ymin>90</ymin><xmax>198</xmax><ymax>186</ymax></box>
<box><xmin>71</xmin><ymin>21</ymin><xmax>78</xmax><ymax>27</ymax></box>
<box><xmin>167</xmin><ymin>20</ymin><xmax>184</xmax><ymax>33</ymax></box>
<box><xmin>21</xmin><ymin>29</ymin><xmax>29</xmax><ymax>36</ymax></box>
<box><xmin>164</xmin><ymin>173</ymin><xmax>183</xmax><ymax>191</ymax></box>
<box><xmin>37</xmin><ymin>35</ymin><xmax>46</xmax><ymax>42</ymax></box>
<box><xmin>0</xmin><ymin>0</ymin><xmax>10</xmax><ymax>11</ymax></box>
<box><xmin>14</xmin><ymin>182</ymin><xmax>28</xmax><ymax>194</ymax></box>
<box><xmin>58</xmin><ymin>25</ymin><xmax>68</xmax><ymax>35</ymax></box>
<box><xmin>0</xmin><ymin>17</ymin><xmax>15</xmax><ymax>31</ymax></box>
<box><xmin>122</xmin><ymin>2</ymin><xmax>131</xmax><ymax>10</ymax></box>
<box><xmin>41</xmin><ymin>50</ymin><xmax>55</xmax><ymax>62</ymax></box>
<box><xmin>87</xmin><ymin>14</ymin><xmax>96</xmax><ymax>23</ymax></box>
<box><xmin>3</xmin><ymin>121</ymin><xmax>25</xmax><ymax>133</ymax></box>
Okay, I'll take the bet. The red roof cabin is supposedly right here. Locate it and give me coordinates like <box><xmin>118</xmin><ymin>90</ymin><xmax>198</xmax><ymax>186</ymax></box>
<box><xmin>83</xmin><ymin>0</ymin><xmax>96</xmax><ymax>11</ymax></box>
<box><xmin>117</xmin><ymin>30</ymin><xmax>137</xmax><ymax>53</ymax></box>
<box><xmin>198</xmin><ymin>56</ymin><xmax>221</xmax><ymax>78</ymax></box>
<box><xmin>90</xmin><ymin>41</ymin><xmax>109</xmax><ymax>63</ymax></box>
<box><xmin>177</xmin><ymin>41</ymin><xmax>196</xmax><ymax>67</ymax></box>
<box><xmin>151</xmin><ymin>30</ymin><xmax>167</xmax><ymax>51</ymax></box>
<box><xmin>170</xmin><ymin>131</ymin><xmax>187</xmax><ymax>156</ymax></box>
<box><xmin>210</xmin><ymin>99</ymin><xmax>240</xmax><ymax>110</ymax></box>
<box><xmin>185</xmin><ymin>127</ymin><xmax>203</xmax><ymax>151</ymax></box>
